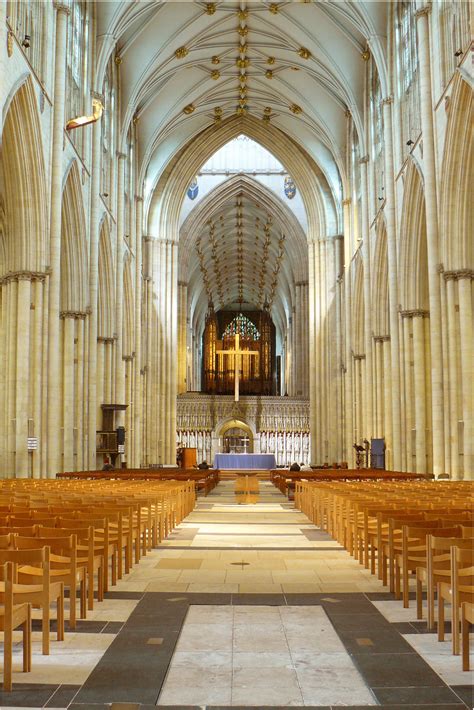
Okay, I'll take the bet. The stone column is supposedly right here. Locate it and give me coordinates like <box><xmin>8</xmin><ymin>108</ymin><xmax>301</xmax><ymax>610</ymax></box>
<box><xmin>360</xmin><ymin>155</ymin><xmax>374</xmax><ymax>438</ymax></box>
<box><xmin>334</xmin><ymin>237</ymin><xmax>344</xmax><ymax>462</ymax></box>
<box><xmin>47</xmin><ymin>1</ymin><xmax>69</xmax><ymax>475</ymax></box>
<box><xmin>32</xmin><ymin>279</ymin><xmax>45</xmax><ymax>478</ymax></box>
<box><xmin>114</xmin><ymin>153</ymin><xmax>126</xmax><ymax>465</ymax></box>
<box><xmin>342</xmin><ymin>199</ymin><xmax>354</xmax><ymax>466</ymax></box>
<box><xmin>416</xmin><ymin>6</ymin><xmax>445</xmax><ymax>474</ymax></box>
<box><xmin>457</xmin><ymin>272</ymin><xmax>473</xmax><ymax>478</ymax></box>
<box><xmin>382</xmin><ymin>336</ymin><xmax>393</xmax><ymax>468</ymax></box>
<box><xmin>87</xmin><ymin>102</ymin><xmax>102</xmax><ymax>471</ymax></box>
<box><xmin>444</xmin><ymin>275</ymin><xmax>460</xmax><ymax>478</ymax></box>
<box><xmin>178</xmin><ymin>281</ymin><xmax>188</xmax><ymax>394</ymax></box>
<box><xmin>75</xmin><ymin>315</ymin><xmax>85</xmax><ymax>471</ymax></box>
<box><xmin>61</xmin><ymin>314</ymin><xmax>75</xmax><ymax>472</ymax></box>
<box><xmin>15</xmin><ymin>276</ymin><xmax>31</xmax><ymax>476</ymax></box>
<box><xmin>133</xmin><ymin>197</ymin><xmax>143</xmax><ymax>468</ymax></box>
<box><xmin>412</xmin><ymin>312</ymin><xmax>427</xmax><ymax>473</ymax></box>
<box><xmin>401</xmin><ymin>314</ymin><xmax>414</xmax><ymax>471</ymax></box>
<box><xmin>308</xmin><ymin>240</ymin><xmax>318</xmax><ymax>463</ymax></box>
<box><xmin>382</xmin><ymin>97</ymin><xmax>401</xmax><ymax>470</ymax></box>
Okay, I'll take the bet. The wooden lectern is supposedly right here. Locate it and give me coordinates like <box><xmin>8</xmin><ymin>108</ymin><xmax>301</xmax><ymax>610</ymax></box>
<box><xmin>181</xmin><ymin>448</ymin><xmax>197</xmax><ymax>468</ymax></box>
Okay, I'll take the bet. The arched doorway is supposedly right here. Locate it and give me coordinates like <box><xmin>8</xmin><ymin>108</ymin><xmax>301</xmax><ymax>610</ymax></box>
<box><xmin>219</xmin><ymin>420</ymin><xmax>253</xmax><ymax>454</ymax></box>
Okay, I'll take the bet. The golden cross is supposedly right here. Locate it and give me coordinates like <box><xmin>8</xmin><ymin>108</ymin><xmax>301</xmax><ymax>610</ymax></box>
<box><xmin>216</xmin><ymin>333</ymin><xmax>258</xmax><ymax>401</ymax></box>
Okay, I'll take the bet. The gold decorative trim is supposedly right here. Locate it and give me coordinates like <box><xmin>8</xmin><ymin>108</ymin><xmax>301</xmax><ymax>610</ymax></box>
<box><xmin>205</xmin><ymin>3</ymin><xmax>216</xmax><ymax>15</ymax></box>
<box><xmin>114</xmin><ymin>54</ymin><xmax>122</xmax><ymax>66</ymax></box>
<box><xmin>298</xmin><ymin>47</ymin><xmax>311</xmax><ymax>60</ymax></box>
<box><xmin>183</xmin><ymin>103</ymin><xmax>195</xmax><ymax>114</ymax></box>
<box><xmin>7</xmin><ymin>30</ymin><xmax>14</xmax><ymax>58</ymax></box>
<box><xmin>265</xmin><ymin>70</ymin><xmax>273</xmax><ymax>79</ymax></box>
<box><xmin>175</xmin><ymin>46</ymin><xmax>189</xmax><ymax>59</ymax></box>
<box><xmin>211</xmin><ymin>70</ymin><xmax>220</xmax><ymax>80</ymax></box>
<box><xmin>211</xmin><ymin>55</ymin><xmax>220</xmax><ymax>65</ymax></box>
<box><xmin>269</xmin><ymin>4</ymin><xmax>279</xmax><ymax>14</ymax></box>
<box><xmin>361</xmin><ymin>48</ymin><xmax>370</xmax><ymax>61</ymax></box>
<box><xmin>290</xmin><ymin>104</ymin><xmax>302</xmax><ymax>114</ymax></box>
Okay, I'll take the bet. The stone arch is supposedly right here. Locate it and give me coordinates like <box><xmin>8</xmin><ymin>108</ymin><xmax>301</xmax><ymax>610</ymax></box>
<box><xmin>148</xmin><ymin>116</ymin><xmax>337</xmax><ymax>243</ymax></box>
<box><xmin>398</xmin><ymin>160</ymin><xmax>429</xmax><ymax>311</ymax></box>
<box><xmin>440</xmin><ymin>74</ymin><xmax>473</xmax><ymax>271</ymax></box>
<box><xmin>1</xmin><ymin>75</ymin><xmax>47</xmax><ymax>273</ymax></box>
<box><xmin>122</xmin><ymin>256</ymin><xmax>134</xmax><ymax>358</ymax></box>
<box><xmin>352</xmin><ymin>253</ymin><xmax>365</xmax><ymax>355</ymax></box>
<box><xmin>97</xmin><ymin>219</ymin><xmax>115</xmax><ymax>338</ymax></box>
<box><xmin>372</xmin><ymin>219</ymin><xmax>389</xmax><ymax>336</ymax></box>
<box><xmin>60</xmin><ymin>162</ymin><xmax>88</xmax><ymax>312</ymax></box>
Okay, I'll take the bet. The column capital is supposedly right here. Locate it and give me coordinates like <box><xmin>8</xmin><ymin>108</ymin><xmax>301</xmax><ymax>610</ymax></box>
<box><xmin>0</xmin><ymin>269</ymin><xmax>49</xmax><ymax>284</ymax></box>
<box><xmin>353</xmin><ymin>353</ymin><xmax>366</xmax><ymax>360</ymax></box>
<box><xmin>400</xmin><ymin>308</ymin><xmax>430</xmax><ymax>318</ymax></box>
<box><xmin>381</xmin><ymin>95</ymin><xmax>393</xmax><ymax>107</ymax></box>
<box><xmin>53</xmin><ymin>1</ymin><xmax>71</xmax><ymax>15</ymax></box>
<box><xmin>415</xmin><ymin>5</ymin><xmax>432</xmax><ymax>20</ymax></box>
<box><xmin>91</xmin><ymin>90</ymin><xmax>104</xmax><ymax>103</ymax></box>
<box><xmin>97</xmin><ymin>336</ymin><xmax>116</xmax><ymax>344</ymax></box>
<box><xmin>123</xmin><ymin>354</ymin><xmax>134</xmax><ymax>362</ymax></box>
<box><xmin>134</xmin><ymin>195</ymin><xmax>144</xmax><ymax>203</ymax></box>
<box><xmin>373</xmin><ymin>334</ymin><xmax>390</xmax><ymax>342</ymax></box>
<box><xmin>116</xmin><ymin>151</ymin><xmax>127</xmax><ymax>160</ymax></box>
<box><xmin>60</xmin><ymin>310</ymin><xmax>88</xmax><ymax>320</ymax></box>
<box><xmin>444</xmin><ymin>269</ymin><xmax>474</xmax><ymax>281</ymax></box>
<box><xmin>178</xmin><ymin>280</ymin><xmax>188</xmax><ymax>288</ymax></box>
<box><xmin>333</xmin><ymin>234</ymin><xmax>344</xmax><ymax>241</ymax></box>
<box><xmin>358</xmin><ymin>155</ymin><xmax>369</xmax><ymax>164</ymax></box>
<box><xmin>342</xmin><ymin>198</ymin><xmax>352</xmax><ymax>206</ymax></box>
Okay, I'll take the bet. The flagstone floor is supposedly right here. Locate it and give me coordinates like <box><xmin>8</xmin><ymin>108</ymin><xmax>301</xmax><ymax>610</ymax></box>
<box><xmin>0</xmin><ymin>481</ymin><xmax>472</xmax><ymax>709</ymax></box>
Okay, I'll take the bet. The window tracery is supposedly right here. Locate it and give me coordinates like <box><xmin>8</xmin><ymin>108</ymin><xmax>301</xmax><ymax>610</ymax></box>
<box><xmin>66</xmin><ymin>1</ymin><xmax>89</xmax><ymax>157</ymax></box>
<box><xmin>6</xmin><ymin>0</ymin><xmax>45</xmax><ymax>78</ymax></box>
<box><xmin>222</xmin><ymin>313</ymin><xmax>260</xmax><ymax>341</ymax></box>
<box><xmin>439</xmin><ymin>0</ymin><xmax>471</xmax><ymax>90</ymax></box>
<box><xmin>396</xmin><ymin>1</ymin><xmax>421</xmax><ymax>148</ymax></box>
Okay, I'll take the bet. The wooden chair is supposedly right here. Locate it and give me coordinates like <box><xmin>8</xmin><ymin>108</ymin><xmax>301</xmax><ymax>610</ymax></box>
<box><xmin>396</xmin><ymin>525</ymin><xmax>460</xmax><ymax>608</ymax></box>
<box><xmin>37</xmin><ymin>525</ymin><xmax>104</xmax><ymax>611</ymax></box>
<box><xmin>13</xmin><ymin>534</ymin><xmax>85</xmax><ymax>630</ymax></box>
<box><xmin>461</xmin><ymin>602</ymin><xmax>473</xmax><ymax>671</ymax></box>
<box><xmin>0</xmin><ymin>546</ymin><xmax>64</xmax><ymax>655</ymax></box>
<box><xmin>416</xmin><ymin>534</ymin><xmax>472</xmax><ymax>628</ymax></box>
<box><xmin>438</xmin><ymin>546</ymin><xmax>474</xmax><ymax>655</ymax></box>
<box><xmin>0</xmin><ymin>561</ymin><xmax>32</xmax><ymax>691</ymax></box>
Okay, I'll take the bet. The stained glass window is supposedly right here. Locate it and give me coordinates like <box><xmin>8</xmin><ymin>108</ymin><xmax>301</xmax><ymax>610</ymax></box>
<box><xmin>223</xmin><ymin>313</ymin><xmax>260</xmax><ymax>341</ymax></box>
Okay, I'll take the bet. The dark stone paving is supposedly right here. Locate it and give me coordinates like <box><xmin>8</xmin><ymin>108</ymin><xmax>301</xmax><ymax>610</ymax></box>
<box><xmin>2</xmin><ymin>591</ymin><xmax>470</xmax><ymax>708</ymax></box>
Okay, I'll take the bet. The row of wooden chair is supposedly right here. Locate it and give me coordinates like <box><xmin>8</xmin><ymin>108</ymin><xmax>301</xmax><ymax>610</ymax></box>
<box><xmin>296</xmin><ymin>479</ymin><xmax>474</xmax><ymax>671</ymax></box>
<box><xmin>0</xmin><ymin>478</ymin><xmax>195</xmax><ymax>689</ymax></box>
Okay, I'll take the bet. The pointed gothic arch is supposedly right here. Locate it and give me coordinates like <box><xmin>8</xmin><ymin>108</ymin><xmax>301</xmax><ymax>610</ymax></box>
<box><xmin>60</xmin><ymin>161</ymin><xmax>88</xmax><ymax>312</ymax></box>
<box><xmin>399</xmin><ymin>160</ymin><xmax>429</xmax><ymax>310</ymax></box>
<box><xmin>1</xmin><ymin>76</ymin><xmax>47</xmax><ymax>273</ymax></box>
<box><xmin>372</xmin><ymin>219</ymin><xmax>390</xmax><ymax>336</ymax></box>
<box><xmin>147</xmin><ymin>116</ymin><xmax>337</xmax><ymax>242</ymax></box>
<box><xmin>97</xmin><ymin>219</ymin><xmax>115</xmax><ymax>338</ymax></box>
<box><xmin>123</xmin><ymin>256</ymin><xmax>134</xmax><ymax>358</ymax></box>
<box><xmin>440</xmin><ymin>75</ymin><xmax>473</xmax><ymax>271</ymax></box>
<box><xmin>352</xmin><ymin>253</ymin><xmax>365</xmax><ymax>355</ymax></box>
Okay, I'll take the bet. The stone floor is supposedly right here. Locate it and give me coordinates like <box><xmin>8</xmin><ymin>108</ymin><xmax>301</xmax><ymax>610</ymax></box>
<box><xmin>0</xmin><ymin>481</ymin><xmax>472</xmax><ymax>709</ymax></box>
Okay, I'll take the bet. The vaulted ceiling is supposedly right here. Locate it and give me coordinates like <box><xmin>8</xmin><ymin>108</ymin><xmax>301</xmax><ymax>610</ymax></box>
<box><xmin>95</xmin><ymin>1</ymin><xmax>388</xmax><ymax>343</ymax></box>
<box><xmin>96</xmin><ymin>1</ymin><xmax>388</xmax><ymax>196</ymax></box>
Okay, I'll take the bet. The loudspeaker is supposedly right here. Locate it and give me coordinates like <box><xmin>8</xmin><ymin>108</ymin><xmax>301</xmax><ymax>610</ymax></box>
<box><xmin>116</xmin><ymin>426</ymin><xmax>125</xmax><ymax>445</ymax></box>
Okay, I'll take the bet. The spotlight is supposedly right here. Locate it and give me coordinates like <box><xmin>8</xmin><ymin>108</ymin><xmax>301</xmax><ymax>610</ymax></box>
<box><xmin>406</xmin><ymin>139</ymin><xmax>414</xmax><ymax>146</ymax></box>
<box><xmin>22</xmin><ymin>34</ymin><xmax>30</xmax><ymax>48</ymax></box>
<box><xmin>454</xmin><ymin>49</ymin><xmax>463</xmax><ymax>57</ymax></box>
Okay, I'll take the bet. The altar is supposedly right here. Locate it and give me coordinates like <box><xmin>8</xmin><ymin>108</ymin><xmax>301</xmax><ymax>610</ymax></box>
<box><xmin>214</xmin><ymin>453</ymin><xmax>276</xmax><ymax>470</ymax></box>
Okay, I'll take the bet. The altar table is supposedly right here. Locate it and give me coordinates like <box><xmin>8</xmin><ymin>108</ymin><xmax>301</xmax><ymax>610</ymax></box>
<box><xmin>214</xmin><ymin>453</ymin><xmax>276</xmax><ymax>470</ymax></box>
